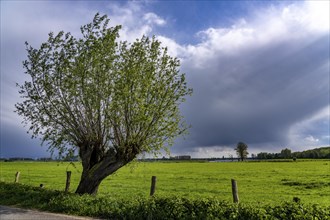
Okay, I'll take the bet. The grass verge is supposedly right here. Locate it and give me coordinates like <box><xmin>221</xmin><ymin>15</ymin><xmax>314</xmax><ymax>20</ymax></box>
<box><xmin>1</xmin><ymin>181</ymin><xmax>329</xmax><ymax>219</ymax></box>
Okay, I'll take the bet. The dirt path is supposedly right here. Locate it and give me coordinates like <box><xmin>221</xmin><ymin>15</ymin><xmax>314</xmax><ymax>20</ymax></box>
<box><xmin>0</xmin><ymin>205</ymin><xmax>100</xmax><ymax>220</ymax></box>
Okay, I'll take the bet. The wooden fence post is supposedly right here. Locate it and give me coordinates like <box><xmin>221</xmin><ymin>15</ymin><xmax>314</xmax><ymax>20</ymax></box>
<box><xmin>65</xmin><ymin>171</ymin><xmax>72</xmax><ymax>193</ymax></box>
<box><xmin>150</xmin><ymin>176</ymin><xmax>157</xmax><ymax>196</ymax></box>
<box><xmin>15</xmin><ymin>172</ymin><xmax>20</xmax><ymax>183</ymax></box>
<box><xmin>231</xmin><ymin>179</ymin><xmax>239</xmax><ymax>203</ymax></box>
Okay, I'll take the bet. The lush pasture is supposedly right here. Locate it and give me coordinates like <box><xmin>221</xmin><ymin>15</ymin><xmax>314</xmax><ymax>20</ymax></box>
<box><xmin>0</xmin><ymin>160</ymin><xmax>329</xmax><ymax>206</ymax></box>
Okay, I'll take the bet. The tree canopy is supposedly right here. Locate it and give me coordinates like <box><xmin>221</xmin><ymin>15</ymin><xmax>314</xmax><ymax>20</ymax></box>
<box><xmin>16</xmin><ymin>13</ymin><xmax>192</xmax><ymax>194</ymax></box>
<box><xmin>235</xmin><ymin>142</ymin><xmax>249</xmax><ymax>161</ymax></box>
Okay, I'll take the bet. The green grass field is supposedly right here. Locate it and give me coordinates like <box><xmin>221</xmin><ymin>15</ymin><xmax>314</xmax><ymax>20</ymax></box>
<box><xmin>1</xmin><ymin>160</ymin><xmax>329</xmax><ymax>206</ymax></box>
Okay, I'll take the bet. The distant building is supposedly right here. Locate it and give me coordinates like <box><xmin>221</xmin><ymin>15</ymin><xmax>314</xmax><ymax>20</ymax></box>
<box><xmin>171</xmin><ymin>155</ymin><xmax>191</xmax><ymax>160</ymax></box>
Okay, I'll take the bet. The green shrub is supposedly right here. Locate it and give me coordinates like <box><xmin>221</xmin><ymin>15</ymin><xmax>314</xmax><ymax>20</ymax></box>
<box><xmin>1</xmin><ymin>182</ymin><xmax>329</xmax><ymax>219</ymax></box>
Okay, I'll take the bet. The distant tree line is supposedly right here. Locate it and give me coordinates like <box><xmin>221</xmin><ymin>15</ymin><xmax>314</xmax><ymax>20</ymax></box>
<box><xmin>1</xmin><ymin>156</ymin><xmax>79</xmax><ymax>162</ymax></box>
<box><xmin>1</xmin><ymin>157</ymin><xmax>36</xmax><ymax>162</ymax></box>
<box><xmin>257</xmin><ymin>147</ymin><xmax>330</xmax><ymax>159</ymax></box>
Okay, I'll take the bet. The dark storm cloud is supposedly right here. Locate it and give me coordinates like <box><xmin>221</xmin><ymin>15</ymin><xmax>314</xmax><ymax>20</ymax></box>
<box><xmin>0</xmin><ymin>122</ymin><xmax>48</xmax><ymax>158</ymax></box>
<box><xmin>1</xmin><ymin>1</ymin><xmax>329</xmax><ymax>158</ymax></box>
<box><xmin>179</xmin><ymin>34</ymin><xmax>329</xmax><ymax>151</ymax></box>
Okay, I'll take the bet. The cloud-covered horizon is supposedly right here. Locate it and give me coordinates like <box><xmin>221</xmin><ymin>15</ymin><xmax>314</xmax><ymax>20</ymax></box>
<box><xmin>169</xmin><ymin>1</ymin><xmax>329</xmax><ymax>157</ymax></box>
<box><xmin>1</xmin><ymin>1</ymin><xmax>329</xmax><ymax>158</ymax></box>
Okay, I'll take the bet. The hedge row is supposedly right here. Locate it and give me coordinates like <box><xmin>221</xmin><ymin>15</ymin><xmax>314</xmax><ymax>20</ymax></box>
<box><xmin>0</xmin><ymin>182</ymin><xmax>329</xmax><ymax>219</ymax></box>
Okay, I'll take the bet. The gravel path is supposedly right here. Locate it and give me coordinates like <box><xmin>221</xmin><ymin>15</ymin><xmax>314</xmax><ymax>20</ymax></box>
<box><xmin>0</xmin><ymin>205</ymin><xmax>100</xmax><ymax>220</ymax></box>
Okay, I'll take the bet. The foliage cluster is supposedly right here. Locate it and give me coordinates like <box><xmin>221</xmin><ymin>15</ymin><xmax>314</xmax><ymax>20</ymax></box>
<box><xmin>235</xmin><ymin>142</ymin><xmax>248</xmax><ymax>161</ymax></box>
<box><xmin>1</xmin><ymin>182</ymin><xmax>329</xmax><ymax>220</ymax></box>
<box><xmin>292</xmin><ymin>147</ymin><xmax>330</xmax><ymax>159</ymax></box>
<box><xmin>15</xmin><ymin>13</ymin><xmax>192</xmax><ymax>194</ymax></box>
<box><xmin>257</xmin><ymin>147</ymin><xmax>330</xmax><ymax>159</ymax></box>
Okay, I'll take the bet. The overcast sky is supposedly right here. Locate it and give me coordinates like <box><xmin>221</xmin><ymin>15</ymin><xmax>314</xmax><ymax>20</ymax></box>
<box><xmin>1</xmin><ymin>1</ymin><xmax>329</xmax><ymax>158</ymax></box>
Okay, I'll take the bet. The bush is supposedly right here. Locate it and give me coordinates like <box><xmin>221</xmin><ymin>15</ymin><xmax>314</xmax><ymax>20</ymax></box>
<box><xmin>0</xmin><ymin>182</ymin><xmax>329</xmax><ymax>219</ymax></box>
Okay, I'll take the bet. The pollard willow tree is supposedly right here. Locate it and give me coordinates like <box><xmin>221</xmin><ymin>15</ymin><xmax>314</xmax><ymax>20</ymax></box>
<box><xmin>16</xmin><ymin>14</ymin><xmax>192</xmax><ymax>195</ymax></box>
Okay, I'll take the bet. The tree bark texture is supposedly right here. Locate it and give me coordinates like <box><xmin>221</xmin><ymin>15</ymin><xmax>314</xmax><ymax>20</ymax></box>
<box><xmin>75</xmin><ymin>143</ymin><xmax>136</xmax><ymax>195</ymax></box>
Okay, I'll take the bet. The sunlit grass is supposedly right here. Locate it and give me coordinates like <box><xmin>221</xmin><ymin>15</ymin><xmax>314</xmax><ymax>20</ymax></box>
<box><xmin>1</xmin><ymin>160</ymin><xmax>329</xmax><ymax>206</ymax></box>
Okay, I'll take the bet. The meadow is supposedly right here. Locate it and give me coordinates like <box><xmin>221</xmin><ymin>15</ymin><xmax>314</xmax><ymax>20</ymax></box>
<box><xmin>1</xmin><ymin>160</ymin><xmax>329</xmax><ymax>206</ymax></box>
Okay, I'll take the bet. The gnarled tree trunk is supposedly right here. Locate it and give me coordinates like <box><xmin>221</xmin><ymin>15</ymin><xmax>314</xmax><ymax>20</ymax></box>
<box><xmin>75</xmin><ymin>175</ymin><xmax>102</xmax><ymax>195</ymax></box>
<box><xmin>75</xmin><ymin>143</ymin><xmax>137</xmax><ymax>195</ymax></box>
<box><xmin>75</xmin><ymin>157</ymin><xmax>126</xmax><ymax>195</ymax></box>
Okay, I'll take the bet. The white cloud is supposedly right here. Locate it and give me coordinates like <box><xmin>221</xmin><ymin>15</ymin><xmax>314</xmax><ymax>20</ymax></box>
<box><xmin>176</xmin><ymin>1</ymin><xmax>329</xmax><ymax>69</ymax></box>
<box><xmin>104</xmin><ymin>2</ymin><xmax>151</xmax><ymax>41</ymax></box>
<box><xmin>155</xmin><ymin>36</ymin><xmax>187</xmax><ymax>58</ymax></box>
<box><xmin>143</xmin><ymin>12</ymin><xmax>166</xmax><ymax>26</ymax></box>
<box><xmin>299</xmin><ymin>1</ymin><xmax>329</xmax><ymax>32</ymax></box>
<box><xmin>288</xmin><ymin>106</ymin><xmax>329</xmax><ymax>150</ymax></box>
<box><xmin>304</xmin><ymin>135</ymin><xmax>319</xmax><ymax>143</ymax></box>
<box><xmin>101</xmin><ymin>2</ymin><xmax>167</xmax><ymax>42</ymax></box>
